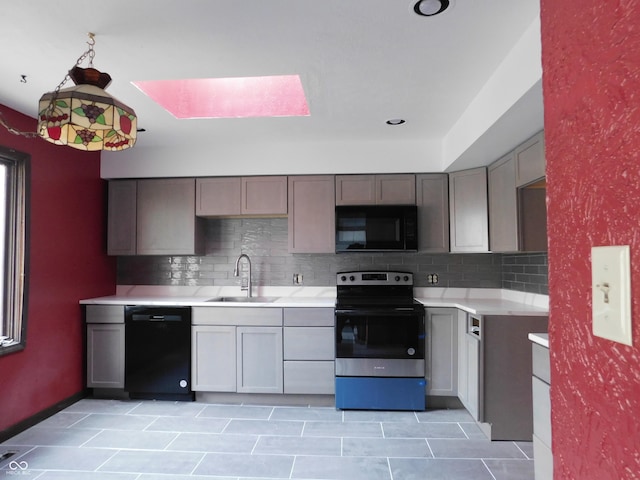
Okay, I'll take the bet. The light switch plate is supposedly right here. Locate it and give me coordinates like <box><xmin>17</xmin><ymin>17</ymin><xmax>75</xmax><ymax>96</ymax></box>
<box><xmin>591</xmin><ymin>245</ymin><xmax>632</xmax><ymax>346</ymax></box>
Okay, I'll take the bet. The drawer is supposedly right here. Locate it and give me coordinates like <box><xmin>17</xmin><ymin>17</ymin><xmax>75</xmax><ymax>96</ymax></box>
<box><xmin>193</xmin><ymin>307</ymin><xmax>282</xmax><ymax>326</ymax></box>
<box><xmin>284</xmin><ymin>361</ymin><xmax>335</xmax><ymax>394</ymax></box>
<box><xmin>284</xmin><ymin>327</ymin><xmax>334</xmax><ymax>360</ymax></box>
<box><xmin>284</xmin><ymin>308</ymin><xmax>334</xmax><ymax>326</ymax></box>
<box><xmin>532</xmin><ymin>343</ymin><xmax>550</xmax><ymax>383</ymax></box>
<box><xmin>86</xmin><ymin>305</ymin><xmax>124</xmax><ymax>323</ymax></box>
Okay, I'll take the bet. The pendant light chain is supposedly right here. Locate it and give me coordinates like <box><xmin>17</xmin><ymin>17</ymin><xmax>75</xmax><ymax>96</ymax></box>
<box><xmin>1</xmin><ymin>33</ymin><xmax>98</xmax><ymax>139</ymax></box>
<box><xmin>43</xmin><ymin>34</ymin><xmax>97</xmax><ymax>123</ymax></box>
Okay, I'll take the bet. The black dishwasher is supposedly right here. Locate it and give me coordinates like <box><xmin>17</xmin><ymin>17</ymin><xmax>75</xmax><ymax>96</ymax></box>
<box><xmin>125</xmin><ymin>306</ymin><xmax>194</xmax><ymax>401</ymax></box>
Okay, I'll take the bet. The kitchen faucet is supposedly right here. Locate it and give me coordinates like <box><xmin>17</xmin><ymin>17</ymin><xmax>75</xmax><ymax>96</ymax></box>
<box><xmin>234</xmin><ymin>253</ymin><xmax>252</xmax><ymax>297</ymax></box>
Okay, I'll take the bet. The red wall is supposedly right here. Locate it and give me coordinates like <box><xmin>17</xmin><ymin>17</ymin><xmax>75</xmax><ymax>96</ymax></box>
<box><xmin>0</xmin><ymin>105</ymin><xmax>116</xmax><ymax>432</ymax></box>
<box><xmin>540</xmin><ymin>1</ymin><xmax>640</xmax><ymax>478</ymax></box>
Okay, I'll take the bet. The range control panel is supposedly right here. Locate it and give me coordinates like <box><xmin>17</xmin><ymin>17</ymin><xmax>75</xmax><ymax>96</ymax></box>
<box><xmin>336</xmin><ymin>271</ymin><xmax>413</xmax><ymax>286</ymax></box>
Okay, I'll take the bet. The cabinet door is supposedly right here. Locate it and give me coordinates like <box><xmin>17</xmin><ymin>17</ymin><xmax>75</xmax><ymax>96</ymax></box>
<box><xmin>87</xmin><ymin>324</ymin><xmax>125</xmax><ymax>388</ymax></box>
<box><xmin>465</xmin><ymin>333</ymin><xmax>481</xmax><ymax>421</ymax></box>
<box><xmin>425</xmin><ymin>308</ymin><xmax>458</xmax><ymax>396</ymax></box>
<box><xmin>449</xmin><ymin>168</ymin><xmax>489</xmax><ymax>252</ymax></box>
<box><xmin>456</xmin><ymin>311</ymin><xmax>468</xmax><ymax>404</ymax></box>
<box><xmin>376</xmin><ymin>174</ymin><xmax>416</xmax><ymax>204</ymax></box>
<box><xmin>284</xmin><ymin>327</ymin><xmax>334</xmax><ymax>360</ymax></box>
<box><xmin>242</xmin><ymin>176</ymin><xmax>287</xmax><ymax>215</ymax></box>
<box><xmin>288</xmin><ymin>175</ymin><xmax>335</xmax><ymax>253</ymax></box>
<box><xmin>136</xmin><ymin>178</ymin><xmax>200</xmax><ymax>255</ymax></box>
<box><xmin>236</xmin><ymin>326</ymin><xmax>283</xmax><ymax>393</ymax></box>
<box><xmin>416</xmin><ymin>174</ymin><xmax>449</xmax><ymax>252</ymax></box>
<box><xmin>196</xmin><ymin>177</ymin><xmax>241</xmax><ymax>216</ymax></box>
<box><xmin>488</xmin><ymin>153</ymin><xmax>518</xmax><ymax>252</ymax></box>
<box><xmin>335</xmin><ymin>175</ymin><xmax>376</xmax><ymax>205</ymax></box>
<box><xmin>284</xmin><ymin>361</ymin><xmax>335</xmax><ymax>394</ymax></box>
<box><xmin>192</xmin><ymin>326</ymin><xmax>237</xmax><ymax>392</ymax></box>
<box><xmin>515</xmin><ymin>131</ymin><xmax>545</xmax><ymax>187</ymax></box>
<box><xmin>107</xmin><ymin>180</ymin><xmax>137</xmax><ymax>255</ymax></box>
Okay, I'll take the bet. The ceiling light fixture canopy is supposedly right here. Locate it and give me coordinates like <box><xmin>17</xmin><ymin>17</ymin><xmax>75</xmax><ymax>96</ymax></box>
<box><xmin>413</xmin><ymin>0</ymin><xmax>450</xmax><ymax>17</ymax></box>
<box><xmin>37</xmin><ymin>33</ymin><xmax>137</xmax><ymax>151</ymax></box>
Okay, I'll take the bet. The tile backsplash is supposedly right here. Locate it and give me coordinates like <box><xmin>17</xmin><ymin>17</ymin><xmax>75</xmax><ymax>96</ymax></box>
<box><xmin>117</xmin><ymin>218</ymin><xmax>548</xmax><ymax>294</ymax></box>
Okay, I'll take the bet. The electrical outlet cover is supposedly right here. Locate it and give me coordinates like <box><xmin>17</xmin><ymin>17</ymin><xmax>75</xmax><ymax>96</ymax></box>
<box><xmin>591</xmin><ymin>245</ymin><xmax>632</xmax><ymax>346</ymax></box>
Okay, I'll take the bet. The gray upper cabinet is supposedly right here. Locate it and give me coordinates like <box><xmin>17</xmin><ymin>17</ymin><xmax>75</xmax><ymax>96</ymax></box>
<box><xmin>288</xmin><ymin>175</ymin><xmax>335</xmax><ymax>253</ymax></box>
<box><xmin>335</xmin><ymin>174</ymin><xmax>416</xmax><ymax>205</ymax></box>
<box><xmin>196</xmin><ymin>176</ymin><xmax>287</xmax><ymax>216</ymax></box>
<box><xmin>488</xmin><ymin>131</ymin><xmax>548</xmax><ymax>253</ymax></box>
<box><xmin>136</xmin><ymin>178</ymin><xmax>203</xmax><ymax>255</ymax></box>
<box><xmin>416</xmin><ymin>174</ymin><xmax>449</xmax><ymax>252</ymax></box>
<box><xmin>107</xmin><ymin>180</ymin><xmax>137</xmax><ymax>256</ymax></box>
<box><xmin>241</xmin><ymin>176</ymin><xmax>287</xmax><ymax>215</ymax></box>
<box><xmin>488</xmin><ymin>153</ymin><xmax>519</xmax><ymax>252</ymax></box>
<box><xmin>108</xmin><ymin>178</ymin><xmax>203</xmax><ymax>256</ymax></box>
<box><xmin>196</xmin><ymin>177</ymin><xmax>241</xmax><ymax>216</ymax></box>
<box><xmin>449</xmin><ymin>168</ymin><xmax>489</xmax><ymax>252</ymax></box>
<box><xmin>515</xmin><ymin>131</ymin><xmax>546</xmax><ymax>187</ymax></box>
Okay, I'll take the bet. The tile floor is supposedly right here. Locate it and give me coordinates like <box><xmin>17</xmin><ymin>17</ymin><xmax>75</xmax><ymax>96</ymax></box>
<box><xmin>0</xmin><ymin>399</ymin><xmax>534</xmax><ymax>479</ymax></box>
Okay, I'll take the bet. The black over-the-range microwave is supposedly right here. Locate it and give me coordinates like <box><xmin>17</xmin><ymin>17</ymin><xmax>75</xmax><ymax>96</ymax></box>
<box><xmin>335</xmin><ymin>204</ymin><xmax>418</xmax><ymax>252</ymax></box>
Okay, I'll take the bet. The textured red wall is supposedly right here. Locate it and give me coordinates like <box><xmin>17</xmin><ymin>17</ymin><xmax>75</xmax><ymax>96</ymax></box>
<box><xmin>0</xmin><ymin>105</ymin><xmax>116</xmax><ymax>432</ymax></box>
<box><xmin>540</xmin><ymin>1</ymin><xmax>640</xmax><ymax>479</ymax></box>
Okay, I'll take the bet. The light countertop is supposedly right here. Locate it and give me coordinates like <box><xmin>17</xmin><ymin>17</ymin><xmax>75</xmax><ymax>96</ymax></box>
<box><xmin>529</xmin><ymin>333</ymin><xmax>549</xmax><ymax>348</ymax></box>
<box><xmin>81</xmin><ymin>286</ymin><xmax>548</xmax><ymax>316</ymax></box>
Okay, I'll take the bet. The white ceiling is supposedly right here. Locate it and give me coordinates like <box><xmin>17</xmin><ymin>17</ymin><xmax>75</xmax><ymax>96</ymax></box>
<box><xmin>0</xmin><ymin>0</ymin><xmax>543</xmax><ymax>178</ymax></box>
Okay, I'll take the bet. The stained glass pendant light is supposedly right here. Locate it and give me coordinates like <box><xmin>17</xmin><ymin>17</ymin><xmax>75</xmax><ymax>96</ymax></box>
<box><xmin>37</xmin><ymin>33</ymin><xmax>137</xmax><ymax>151</ymax></box>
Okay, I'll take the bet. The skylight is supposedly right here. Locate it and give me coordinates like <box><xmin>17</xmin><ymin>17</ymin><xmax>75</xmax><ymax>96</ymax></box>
<box><xmin>132</xmin><ymin>75</ymin><xmax>309</xmax><ymax>119</ymax></box>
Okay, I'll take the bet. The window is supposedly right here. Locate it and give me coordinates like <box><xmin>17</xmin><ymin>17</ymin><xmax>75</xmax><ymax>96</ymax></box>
<box><xmin>0</xmin><ymin>146</ymin><xmax>29</xmax><ymax>356</ymax></box>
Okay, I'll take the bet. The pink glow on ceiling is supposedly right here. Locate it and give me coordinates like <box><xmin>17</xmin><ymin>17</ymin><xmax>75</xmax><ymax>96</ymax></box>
<box><xmin>132</xmin><ymin>75</ymin><xmax>309</xmax><ymax>119</ymax></box>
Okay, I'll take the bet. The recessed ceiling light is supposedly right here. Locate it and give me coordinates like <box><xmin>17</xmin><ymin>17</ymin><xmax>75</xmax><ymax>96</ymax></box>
<box><xmin>386</xmin><ymin>119</ymin><xmax>406</xmax><ymax>125</ymax></box>
<box><xmin>414</xmin><ymin>0</ymin><xmax>450</xmax><ymax>17</ymax></box>
<box><xmin>132</xmin><ymin>75</ymin><xmax>309</xmax><ymax>119</ymax></box>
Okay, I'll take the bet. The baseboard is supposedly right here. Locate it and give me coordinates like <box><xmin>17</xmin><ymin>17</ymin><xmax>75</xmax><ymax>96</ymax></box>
<box><xmin>0</xmin><ymin>390</ymin><xmax>88</xmax><ymax>443</ymax></box>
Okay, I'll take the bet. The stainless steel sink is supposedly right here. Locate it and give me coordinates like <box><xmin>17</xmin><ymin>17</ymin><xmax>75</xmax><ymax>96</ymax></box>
<box><xmin>206</xmin><ymin>296</ymin><xmax>277</xmax><ymax>303</ymax></box>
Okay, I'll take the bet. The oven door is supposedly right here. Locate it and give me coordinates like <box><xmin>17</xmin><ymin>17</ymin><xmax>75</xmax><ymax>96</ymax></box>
<box><xmin>335</xmin><ymin>307</ymin><xmax>425</xmax><ymax>377</ymax></box>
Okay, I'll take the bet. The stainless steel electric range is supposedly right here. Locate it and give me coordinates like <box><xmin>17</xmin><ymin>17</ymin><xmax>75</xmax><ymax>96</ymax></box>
<box><xmin>334</xmin><ymin>271</ymin><xmax>426</xmax><ymax>411</ymax></box>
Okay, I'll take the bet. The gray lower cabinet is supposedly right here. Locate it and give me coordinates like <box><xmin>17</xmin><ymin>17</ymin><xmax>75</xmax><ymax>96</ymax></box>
<box><xmin>532</xmin><ymin>342</ymin><xmax>553</xmax><ymax>479</ymax></box>
<box><xmin>192</xmin><ymin>307</ymin><xmax>284</xmax><ymax>394</ymax></box>
<box><xmin>457</xmin><ymin>312</ymin><xmax>481</xmax><ymax>419</ymax></box>
<box><xmin>237</xmin><ymin>326</ymin><xmax>283</xmax><ymax>393</ymax></box>
<box><xmin>86</xmin><ymin>305</ymin><xmax>125</xmax><ymax>389</ymax></box>
<box><xmin>425</xmin><ymin>308</ymin><xmax>458</xmax><ymax>396</ymax></box>
<box><xmin>283</xmin><ymin>307</ymin><xmax>335</xmax><ymax>394</ymax></box>
<box><xmin>191</xmin><ymin>325</ymin><xmax>237</xmax><ymax>392</ymax></box>
<box><xmin>459</xmin><ymin>312</ymin><xmax>549</xmax><ymax>440</ymax></box>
